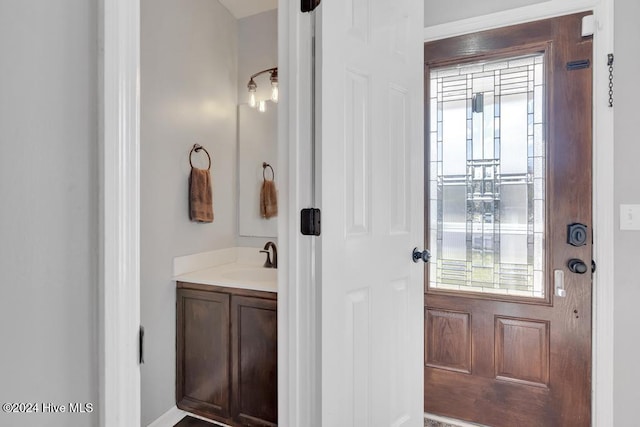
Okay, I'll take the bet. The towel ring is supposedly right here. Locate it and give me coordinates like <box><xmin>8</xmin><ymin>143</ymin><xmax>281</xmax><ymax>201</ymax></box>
<box><xmin>263</xmin><ymin>162</ymin><xmax>275</xmax><ymax>181</ymax></box>
<box><xmin>189</xmin><ymin>144</ymin><xmax>211</xmax><ymax>170</ymax></box>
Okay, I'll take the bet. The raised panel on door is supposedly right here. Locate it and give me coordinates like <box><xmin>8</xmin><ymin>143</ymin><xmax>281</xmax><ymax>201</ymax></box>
<box><xmin>231</xmin><ymin>295</ymin><xmax>277</xmax><ymax>427</ymax></box>
<box><xmin>424</xmin><ymin>13</ymin><xmax>592</xmax><ymax>427</ymax></box>
<box><xmin>424</xmin><ymin>306</ymin><xmax>471</xmax><ymax>374</ymax></box>
<box><xmin>494</xmin><ymin>316</ymin><xmax>550</xmax><ymax>387</ymax></box>
<box><xmin>176</xmin><ymin>289</ymin><xmax>231</xmax><ymax>420</ymax></box>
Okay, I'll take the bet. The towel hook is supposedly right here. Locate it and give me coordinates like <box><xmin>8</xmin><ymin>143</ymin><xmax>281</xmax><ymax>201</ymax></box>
<box><xmin>189</xmin><ymin>144</ymin><xmax>211</xmax><ymax>171</ymax></box>
<box><xmin>263</xmin><ymin>162</ymin><xmax>275</xmax><ymax>181</ymax></box>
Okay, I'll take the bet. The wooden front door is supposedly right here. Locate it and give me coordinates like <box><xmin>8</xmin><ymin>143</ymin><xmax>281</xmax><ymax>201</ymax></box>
<box><xmin>423</xmin><ymin>13</ymin><xmax>593</xmax><ymax>427</ymax></box>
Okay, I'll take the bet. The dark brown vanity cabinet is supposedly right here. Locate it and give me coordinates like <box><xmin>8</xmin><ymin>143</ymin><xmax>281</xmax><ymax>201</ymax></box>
<box><xmin>176</xmin><ymin>288</ymin><xmax>231</xmax><ymax>419</ymax></box>
<box><xmin>176</xmin><ymin>283</ymin><xmax>277</xmax><ymax>427</ymax></box>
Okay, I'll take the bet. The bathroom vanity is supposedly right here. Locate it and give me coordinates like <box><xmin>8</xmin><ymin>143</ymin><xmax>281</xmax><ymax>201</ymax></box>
<box><xmin>174</xmin><ymin>248</ymin><xmax>277</xmax><ymax>427</ymax></box>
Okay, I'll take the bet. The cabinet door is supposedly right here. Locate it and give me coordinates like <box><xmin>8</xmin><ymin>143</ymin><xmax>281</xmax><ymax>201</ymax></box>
<box><xmin>177</xmin><ymin>289</ymin><xmax>231</xmax><ymax>420</ymax></box>
<box><xmin>231</xmin><ymin>295</ymin><xmax>278</xmax><ymax>426</ymax></box>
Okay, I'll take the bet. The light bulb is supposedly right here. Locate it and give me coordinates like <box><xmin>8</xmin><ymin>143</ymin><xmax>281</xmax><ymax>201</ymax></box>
<box><xmin>247</xmin><ymin>78</ymin><xmax>257</xmax><ymax>108</ymax></box>
<box><xmin>258</xmin><ymin>100</ymin><xmax>266</xmax><ymax>112</ymax></box>
<box><xmin>269</xmin><ymin>69</ymin><xmax>279</xmax><ymax>103</ymax></box>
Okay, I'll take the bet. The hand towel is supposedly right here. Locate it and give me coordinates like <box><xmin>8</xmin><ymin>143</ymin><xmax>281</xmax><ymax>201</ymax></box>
<box><xmin>260</xmin><ymin>179</ymin><xmax>278</xmax><ymax>219</ymax></box>
<box><xmin>189</xmin><ymin>167</ymin><xmax>214</xmax><ymax>223</ymax></box>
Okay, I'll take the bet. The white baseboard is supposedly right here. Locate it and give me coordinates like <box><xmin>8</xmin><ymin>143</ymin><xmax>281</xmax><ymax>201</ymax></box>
<box><xmin>147</xmin><ymin>406</ymin><xmax>231</xmax><ymax>427</ymax></box>
<box><xmin>425</xmin><ymin>412</ymin><xmax>487</xmax><ymax>427</ymax></box>
<box><xmin>147</xmin><ymin>406</ymin><xmax>185</xmax><ymax>427</ymax></box>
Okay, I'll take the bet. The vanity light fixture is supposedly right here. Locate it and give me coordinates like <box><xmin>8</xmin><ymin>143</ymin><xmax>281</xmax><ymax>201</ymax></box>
<box><xmin>247</xmin><ymin>67</ymin><xmax>278</xmax><ymax>111</ymax></box>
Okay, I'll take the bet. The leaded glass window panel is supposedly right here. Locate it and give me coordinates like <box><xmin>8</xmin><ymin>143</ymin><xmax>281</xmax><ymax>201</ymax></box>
<box><xmin>428</xmin><ymin>53</ymin><xmax>546</xmax><ymax>298</ymax></box>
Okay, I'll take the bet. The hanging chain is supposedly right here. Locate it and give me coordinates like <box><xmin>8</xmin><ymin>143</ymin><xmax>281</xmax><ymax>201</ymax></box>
<box><xmin>607</xmin><ymin>54</ymin><xmax>614</xmax><ymax>108</ymax></box>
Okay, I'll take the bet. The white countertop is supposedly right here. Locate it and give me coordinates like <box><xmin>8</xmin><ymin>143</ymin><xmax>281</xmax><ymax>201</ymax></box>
<box><xmin>173</xmin><ymin>247</ymin><xmax>277</xmax><ymax>293</ymax></box>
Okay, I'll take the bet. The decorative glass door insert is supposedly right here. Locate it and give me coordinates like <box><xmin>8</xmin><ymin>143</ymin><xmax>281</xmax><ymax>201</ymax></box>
<box><xmin>428</xmin><ymin>53</ymin><xmax>546</xmax><ymax>298</ymax></box>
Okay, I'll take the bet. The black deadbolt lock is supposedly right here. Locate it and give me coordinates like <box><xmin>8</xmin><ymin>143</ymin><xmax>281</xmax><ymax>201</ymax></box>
<box><xmin>567</xmin><ymin>223</ymin><xmax>588</xmax><ymax>247</ymax></box>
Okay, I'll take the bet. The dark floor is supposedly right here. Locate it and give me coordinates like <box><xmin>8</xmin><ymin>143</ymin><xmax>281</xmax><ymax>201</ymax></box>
<box><xmin>174</xmin><ymin>415</ymin><xmax>219</xmax><ymax>427</ymax></box>
<box><xmin>425</xmin><ymin>418</ymin><xmax>464</xmax><ymax>427</ymax></box>
<box><xmin>175</xmin><ymin>414</ymin><xmax>466</xmax><ymax>427</ymax></box>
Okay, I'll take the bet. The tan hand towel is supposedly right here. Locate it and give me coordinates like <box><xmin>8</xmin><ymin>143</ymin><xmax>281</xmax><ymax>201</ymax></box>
<box><xmin>189</xmin><ymin>167</ymin><xmax>214</xmax><ymax>223</ymax></box>
<box><xmin>260</xmin><ymin>179</ymin><xmax>278</xmax><ymax>219</ymax></box>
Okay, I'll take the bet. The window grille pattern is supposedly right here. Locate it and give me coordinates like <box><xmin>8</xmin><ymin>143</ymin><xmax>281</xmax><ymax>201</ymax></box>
<box><xmin>428</xmin><ymin>54</ymin><xmax>545</xmax><ymax>298</ymax></box>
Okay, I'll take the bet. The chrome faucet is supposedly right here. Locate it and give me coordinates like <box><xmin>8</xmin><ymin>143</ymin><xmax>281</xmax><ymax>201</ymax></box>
<box><xmin>260</xmin><ymin>241</ymin><xmax>278</xmax><ymax>269</ymax></box>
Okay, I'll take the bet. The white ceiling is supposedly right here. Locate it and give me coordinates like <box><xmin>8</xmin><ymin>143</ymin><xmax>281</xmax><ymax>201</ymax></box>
<box><xmin>218</xmin><ymin>0</ymin><xmax>277</xmax><ymax>19</ymax></box>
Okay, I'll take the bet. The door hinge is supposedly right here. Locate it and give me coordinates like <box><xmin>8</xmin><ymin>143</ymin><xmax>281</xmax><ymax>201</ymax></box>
<box><xmin>301</xmin><ymin>208</ymin><xmax>321</xmax><ymax>236</ymax></box>
<box><xmin>139</xmin><ymin>325</ymin><xmax>145</xmax><ymax>365</ymax></box>
<box><xmin>301</xmin><ymin>0</ymin><xmax>321</xmax><ymax>12</ymax></box>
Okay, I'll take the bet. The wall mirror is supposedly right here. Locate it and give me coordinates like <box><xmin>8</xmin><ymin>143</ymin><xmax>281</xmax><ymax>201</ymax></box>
<box><xmin>238</xmin><ymin>101</ymin><xmax>277</xmax><ymax>237</ymax></box>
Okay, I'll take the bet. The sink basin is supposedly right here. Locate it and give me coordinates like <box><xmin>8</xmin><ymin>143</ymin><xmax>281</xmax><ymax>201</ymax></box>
<box><xmin>221</xmin><ymin>268</ymin><xmax>277</xmax><ymax>283</ymax></box>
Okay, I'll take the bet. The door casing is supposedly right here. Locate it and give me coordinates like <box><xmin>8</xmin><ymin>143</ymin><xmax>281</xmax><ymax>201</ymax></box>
<box><xmin>99</xmin><ymin>0</ymin><xmax>614</xmax><ymax>425</ymax></box>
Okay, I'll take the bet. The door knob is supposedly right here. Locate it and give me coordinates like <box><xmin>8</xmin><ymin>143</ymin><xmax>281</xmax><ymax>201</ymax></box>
<box><xmin>412</xmin><ymin>248</ymin><xmax>431</xmax><ymax>263</ymax></box>
<box><xmin>567</xmin><ymin>258</ymin><xmax>588</xmax><ymax>274</ymax></box>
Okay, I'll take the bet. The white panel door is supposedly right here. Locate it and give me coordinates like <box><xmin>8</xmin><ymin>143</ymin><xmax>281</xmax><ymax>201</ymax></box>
<box><xmin>317</xmin><ymin>0</ymin><xmax>424</xmax><ymax>425</ymax></box>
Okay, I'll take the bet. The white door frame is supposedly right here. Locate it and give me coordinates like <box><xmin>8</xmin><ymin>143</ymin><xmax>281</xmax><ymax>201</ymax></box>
<box><xmin>100</xmin><ymin>0</ymin><xmax>614</xmax><ymax>426</ymax></box>
<box><xmin>277</xmin><ymin>1</ymin><xmax>317</xmax><ymax>426</ymax></box>
<box><xmin>100</xmin><ymin>0</ymin><xmax>141</xmax><ymax>425</ymax></box>
<box><xmin>423</xmin><ymin>1</ymin><xmax>614</xmax><ymax>426</ymax></box>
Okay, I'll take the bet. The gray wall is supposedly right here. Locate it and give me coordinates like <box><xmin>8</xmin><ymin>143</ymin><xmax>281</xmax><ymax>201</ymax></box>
<box><xmin>0</xmin><ymin>1</ymin><xmax>99</xmax><ymax>426</ymax></box>
<box><xmin>424</xmin><ymin>0</ymin><xmax>545</xmax><ymax>27</ymax></box>
<box><xmin>140</xmin><ymin>0</ymin><xmax>238</xmax><ymax>424</ymax></box>
<box><xmin>614</xmin><ymin>0</ymin><xmax>640</xmax><ymax>424</ymax></box>
<box><xmin>425</xmin><ymin>0</ymin><xmax>640</xmax><ymax>425</ymax></box>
